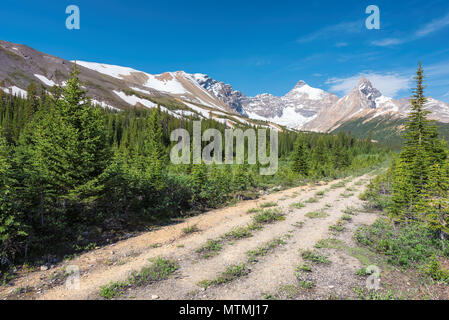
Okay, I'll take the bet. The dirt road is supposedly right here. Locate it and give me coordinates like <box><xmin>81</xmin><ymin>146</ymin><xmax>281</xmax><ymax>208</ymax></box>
<box><xmin>1</xmin><ymin>173</ymin><xmax>379</xmax><ymax>300</ymax></box>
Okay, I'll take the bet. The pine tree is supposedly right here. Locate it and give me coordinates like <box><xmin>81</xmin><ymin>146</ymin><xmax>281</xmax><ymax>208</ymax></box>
<box><xmin>14</xmin><ymin>65</ymin><xmax>111</xmax><ymax>231</ymax></box>
<box><xmin>291</xmin><ymin>136</ymin><xmax>309</xmax><ymax>176</ymax></box>
<box><xmin>141</xmin><ymin>107</ymin><xmax>166</xmax><ymax>190</ymax></box>
<box><xmin>0</xmin><ymin>130</ymin><xmax>26</xmax><ymax>266</ymax></box>
<box><xmin>233</xmin><ymin>164</ymin><xmax>251</xmax><ymax>191</ymax></box>
<box><xmin>390</xmin><ymin>62</ymin><xmax>444</xmax><ymax>220</ymax></box>
<box><xmin>417</xmin><ymin>161</ymin><xmax>449</xmax><ymax>238</ymax></box>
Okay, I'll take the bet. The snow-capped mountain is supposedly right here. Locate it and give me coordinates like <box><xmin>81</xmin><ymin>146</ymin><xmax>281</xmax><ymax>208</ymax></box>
<box><xmin>0</xmin><ymin>40</ymin><xmax>271</xmax><ymax>129</ymax></box>
<box><xmin>189</xmin><ymin>73</ymin><xmax>249</xmax><ymax>115</ymax></box>
<box><xmin>74</xmin><ymin>61</ymin><xmax>233</xmax><ymax>113</ymax></box>
<box><xmin>1</xmin><ymin>39</ymin><xmax>449</xmax><ymax>137</ymax></box>
<box><xmin>239</xmin><ymin>80</ymin><xmax>339</xmax><ymax>129</ymax></box>
<box><xmin>304</xmin><ymin>78</ymin><xmax>449</xmax><ymax>132</ymax></box>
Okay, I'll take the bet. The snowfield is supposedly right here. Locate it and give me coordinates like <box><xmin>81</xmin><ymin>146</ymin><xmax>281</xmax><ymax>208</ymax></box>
<box><xmin>34</xmin><ymin>74</ymin><xmax>56</xmax><ymax>87</ymax></box>
<box><xmin>2</xmin><ymin>86</ymin><xmax>28</xmax><ymax>98</ymax></box>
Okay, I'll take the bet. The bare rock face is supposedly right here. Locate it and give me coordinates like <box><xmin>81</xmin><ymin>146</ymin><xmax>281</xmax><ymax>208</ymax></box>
<box><xmin>304</xmin><ymin>78</ymin><xmax>401</xmax><ymax>132</ymax></box>
<box><xmin>190</xmin><ymin>74</ymin><xmax>249</xmax><ymax>115</ymax></box>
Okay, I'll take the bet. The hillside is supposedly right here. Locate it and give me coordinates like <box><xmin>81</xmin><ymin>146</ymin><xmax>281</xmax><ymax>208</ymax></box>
<box><xmin>331</xmin><ymin>115</ymin><xmax>449</xmax><ymax>149</ymax></box>
<box><xmin>0</xmin><ymin>40</ymin><xmax>277</xmax><ymax>130</ymax></box>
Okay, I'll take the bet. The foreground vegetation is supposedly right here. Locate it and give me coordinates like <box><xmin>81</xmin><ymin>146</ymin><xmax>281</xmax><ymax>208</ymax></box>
<box><xmin>359</xmin><ymin>63</ymin><xmax>449</xmax><ymax>288</ymax></box>
<box><xmin>0</xmin><ymin>66</ymin><xmax>387</xmax><ymax>281</ymax></box>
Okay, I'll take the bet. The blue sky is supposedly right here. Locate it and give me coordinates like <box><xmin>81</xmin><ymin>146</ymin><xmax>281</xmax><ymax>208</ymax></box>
<box><xmin>1</xmin><ymin>0</ymin><xmax>449</xmax><ymax>102</ymax></box>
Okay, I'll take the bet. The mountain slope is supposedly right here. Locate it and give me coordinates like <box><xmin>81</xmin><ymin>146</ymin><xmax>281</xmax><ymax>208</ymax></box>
<box><xmin>304</xmin><ymin>78</ymin><xmax>449</xmax><ymax>135</ymax></box>
<box><xmin>0</xmin><ymin>40</ymin><xmax>278</xmax><ymax>130</ymax></box>
<box><xmin>1</xmin><ymin>39</ymin><xmax>449</xmax><ymax>139</ymax></box>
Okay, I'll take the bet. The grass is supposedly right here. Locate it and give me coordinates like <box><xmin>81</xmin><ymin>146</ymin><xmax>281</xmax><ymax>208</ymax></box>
<box><xmin>315</xmin><ymin>190</ymin><xmax>326</xmax><ymax>197</ymax></box>
<box><xmin>199</xmin><ymin>264</ymin><xmax>249</xmax><ymax>288</ymax></box>
<box><xmin>356</xmin><ymin>267</ymin><xmax>369</xmax><ymax>276</ymax></box>
<box><xmin>293</xmin><ymin>221</ymin><xmax>304</xmax><ymax>229</ymax></box>
<box><xmin>315</xmin><ymin>238</ymin><xmax>378</xmax><ymax>266</ymax></box>
<box><xmin>247</xmin><ymin>238</ymin><xmax>286</xmax><ymax>263</ymax></box>
<box><xmin>247</xmin><ymin>208</ymin><xmax>263</xmax><ymax>214</ymax></box>
<box><xmin>299</xmin><ymin>279</ymin><xmax>315</xmax><ymax>289</ymax></box>
<box><xmin>252</xmin><ymin>208</ymin><xmax>285</xmax><ymax>224</ymax></box>
<box><xmin>297</xmin><ymin>264</ymin><xmax>312</xmax><ymax>272</ymax></box>
<box><xmin>289</xmin><ymin>202</ymin><xmax>306</xmax><ymax>209</ymax></box>
<box><xmin>301</xmin><ymin>250</ymin><xmax>331</xmax><ymax>264</ymax></box>
<box><xmin>330</xmin><ymin>181</ymin><xmax>346</xmax><ymax>189</ymax></box>
<box><xmin>343</xmin><ymin>206</ymin><xmax>358</xmax><ymax>215</ymax></box>
<box><xmin>340</xmin><ymin>192</ymin><xmax>355</xmax><ymax>198</ymax></box>
<box><xmin>341</xmin><ymin>214</ymin><xmax>352</xmax><ymax>221</ymax></box>
<box><xmin>260</xmin><ymin>201</ymin><xmax>278</xmax><ymax>208</ymax></box>
<box><xmin>99</xmin><ymin>257</ymin><xmax>178</xmax><ymax>299</ymax></box>
<box><xmin>315</xmin><ymin>238</ymin><xmax>346</xmax><ymax>249</ymax></box>
<box><xmin>196</xmin><ymin>239</ymin><xmax>223</xmax><ymax>259</ymax></box>
<box><xmin>223</xmin><ymin>226</ymin><xmax>253</xmax><ymax>240</ymax></box>
<box><xmin>278</xmin><ymin>284</ymin><xmax>299</xmax><ymax>298</ymax></box>
<box><xmin>353</xmin><ymin>286</ymin><xmax>401</xmax><ymax>300</ymax></box>
<box><xmin>354</xmin><ymin>218</ymin><xmax>449</xmax><ymax>267</ymax></box>
<box><xmin>305</xmin><ymin>197</ymin><xmax>319</xmax><ymax>203</ymax></box>
<box><xmin>183</xmin><ymin>225</ymin><xmax>199</xmax><ymax>234</ymax></box>
<box><xmin>294</xmin><ymin>267</ymin><xmax>315</xmax><ymax>290</ymax></box>
<box><xmin>128</xmin><ymin>258</ymin><xmax>179</xmax><ymax>286</ymax></box>
<box><xmin>329</xmin><ymin>223</ymin><xmax>345</xmax><ymax>233</ymax></box>
<box><xmin>305</xmin><ymin>210</ymin><xmax>329</xmax><ymax>219</ymax></box>
<box><xmin>99</xmin><ymin>281</ymin><xmax>128</xmax><ymax>299</ymax></box>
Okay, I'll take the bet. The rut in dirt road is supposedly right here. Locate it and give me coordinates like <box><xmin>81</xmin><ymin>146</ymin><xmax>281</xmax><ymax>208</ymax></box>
<box><xmin>0</xmin><ymin>174</ymin><xmax>374</xmax><ymax>300</ymax></box>
<box><xmin>120</xmin><ymin>175</ymin><xmax>372</xmax><ymax>300</ymax></box>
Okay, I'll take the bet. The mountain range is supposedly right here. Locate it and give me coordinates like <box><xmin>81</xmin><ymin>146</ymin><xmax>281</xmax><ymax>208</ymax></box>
<box><xmin>1</xmin><ymin>39</ymin><xmax>449</xmax><ymax>142</ymax></box>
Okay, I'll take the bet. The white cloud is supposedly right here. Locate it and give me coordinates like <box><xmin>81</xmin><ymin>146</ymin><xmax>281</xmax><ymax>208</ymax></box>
<box><xmin>416</xmin><ymin>12</ymin><xmax>449</xmax><ymax>37</ymax></box>
<box><xmin>335</xmin><ymin>42</ymin><xmax>349</xmax><ymax>47</ymax></box>
<box><xmin>371</xmin><ymin>38</ymin><xmax>404</xmax><ymax>47</ymax></box>
<box><xmin>372</xmin><ymin>11</ymin><xmax>449</xmax><ymax>46</ymax></box>
<box><xmin>425</xmin><ymin>60</ymin><xmax>449</xmax><ymax>77</ymax></box>
<box><xmin>297</xmin><ymin>21</ymin><xmax>362</xmax><ymax>43</ymax></box>
<box><xmin>326</xmin><ymin>73</ymin><xmax>411</xmax><ymax>97</ymax></box>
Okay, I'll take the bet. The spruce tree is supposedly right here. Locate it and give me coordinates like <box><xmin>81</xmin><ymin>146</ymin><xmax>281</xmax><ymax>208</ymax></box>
<box><xmin>291</xmin><ymin>136</ymin><xmax>309</xmax><ymax>176</ymax></box>
<box><xmin>390</xmin><ymin>62</ymin><xmax>444</xmax><ymax>220</ymax></box>
<box><xmin>417</xmin><ymin>161</ymin><xmax>449</xmax><ymax>238</ymax></box>
<box><xmin>0</xmin><ymin>130</ymin><xmax>26</xmax><ymax>265</ymax></box>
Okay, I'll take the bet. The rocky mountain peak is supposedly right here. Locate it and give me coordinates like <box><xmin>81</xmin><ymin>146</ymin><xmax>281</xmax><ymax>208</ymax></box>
<box><xmin>293</xmin><ymin>80</ymin><xmax>307</xmax><ymax>89</ymax></box>
<box><xmin>356</xmin><ymin>78</ymin><xmax>381</xmax><ymax>108</ymax></box>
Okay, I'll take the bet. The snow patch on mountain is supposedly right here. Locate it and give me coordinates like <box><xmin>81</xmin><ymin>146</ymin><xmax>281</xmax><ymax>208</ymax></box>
<box><xmin>113</xmin><ymin>90</ymin><xmax>158</xmax><ymax>109</ymax></box>
<box><xmin>34</xmin><ymin>74</ymin><xmax>56</xmax><ymax>87</ymax></box>
<box><xmin>91</xmin><ymin>99</ymin><xmax>121</xmax><ymax>111</ymax></box>
<box><xmin>2</xmin><ymin>86</ymin><xmax>27</xmax><ymax>97</ymax></box>
<box><xmin>75</xmin><ymin>61</ymin><xmax>135</xmax><ymax>79</ymax></box>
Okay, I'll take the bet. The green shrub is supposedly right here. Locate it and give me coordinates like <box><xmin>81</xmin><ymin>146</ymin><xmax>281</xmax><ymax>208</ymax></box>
<box><xmin>253</xmin><ymin>208</ymin><xmax>285</xmax><ymax>224</ymax></box>
<box><xmin>354</xmin><ymin>218</ymin><xmax>448</xmax><ymax>267</ymax></box>
<box><xmin>301</xmin><ymin>250</ymin><xmax>330</xmax><ymax>264</ymax></box>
